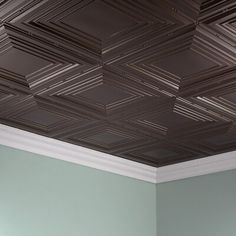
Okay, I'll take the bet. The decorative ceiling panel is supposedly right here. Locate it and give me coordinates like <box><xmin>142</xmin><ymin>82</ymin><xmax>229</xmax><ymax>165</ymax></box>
<box><xmin>0</xmin><ymin>0</ymin><xmax>235</xmax><ymax>167</ymax></box>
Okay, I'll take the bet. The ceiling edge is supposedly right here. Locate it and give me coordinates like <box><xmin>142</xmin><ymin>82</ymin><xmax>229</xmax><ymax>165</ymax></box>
<box><xmin>0</xmin><ymin>124</ymin><xmax>235</xmax><ymax>184</ymax></box>
<box><xmin>156</xmin><ymin>150</ymin><xmax>236</xmax><ymax>183</ymax></box>
<box><xmin>0</xmin><ymin>124</ymin><xmax>157</xmax><ymax>183</ymax></box>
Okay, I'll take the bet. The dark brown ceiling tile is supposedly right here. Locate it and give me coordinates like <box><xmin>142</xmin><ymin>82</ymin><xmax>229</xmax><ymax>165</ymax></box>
<box><xmin>222</xmin><ymin>92</ymin><xmax>236</xmax><ymax>105</ymax></box>
<box><xmin>61</xmin><ymin>0</ymin><xmax>136</xmax><ymax>41</ymax></box>
<box><xmin>5</xmin><ymin>0</ymin><xmax>166</xmax><ymax>54</ymax></box>
<box><xmin>0</xmin><ymin>24</ymin><xmax>93</xmax><ymax>94</ymax></box>
<box><xmin>154</xmin><ymin>49</ymin><xmax>216</xmax><ymax>78</ymax></box>
<box><xmin>0</xmin><ymin>0</ymin><xmax>33</xmax><ymax>21</ymax></box>
<box><xmin>0</xmin><ymin>48</ymin><xmax>50</xmax><ymax>76</ymax></box>
<box><xmin>122</xmin><ymin>99</ymin><xmax>175</xmax><ymax>137</ymax></box>
<box><xmin>19</xmin><ymin>108</ymin><xmax>63</xmax><ymax>127</ymax></box>
<box><xmin>0</xmin><ymin>94</ymin><xmax>32</xmax><ymax>117</ymax></box>
<box><xmin>0</xmin><ymin>86</ymin><xmax>24</xmax><ymax>105</ymax></box>
<box><xmin>109</xmin><ymin>23</ymin><xmax>235</xmax><ymax>98</ymax></box>
<box><xmin>178</xmin><ymin>122</ymin><xmax>236</xmax><ymax>153</ymax></box>
<box><xmin>79</xmin><ymin>84</ymin><xmax>132</xmax><ymax>106</ymax></box>
<box><xmin>178</xmin><ymin>67</ymin><xmax>236</xmax><ymax>97</ymax></box>
<box><xmin>35</xmin><ymin>67</ymin><xmax>161</xmax><ymax>116</ymax></box>
<box><xmin>3</xmin><ymin>0</ymin><xmax>195</xmax><ymax>60</ymax></box>
<box><xmin>0</xmin><ymin>0</ymin><xmax>235</xmax><ymax>167</ymax></box>
<box><xmin>123</xmin><ymin>97</ymin><xmax>223</xmax><ymax>140</ymax></box>
<box><xmin>122</xmin><ymin>142</ymin><xmax>205</xmax><ymax>167</ymax></box>
<box><xmin>193</xmin><ymin>96</ymin><xmax>236</xmax><ymax>122</ymax></box>
<box><xmin>65</xmin><ymin>122</ymin><xmax>151</xmax><ymax>153</ymax></box>
<box><xmin>203</xmin><ymin>125</ymin><xmax>236</xmax><ymax>150</ymax></box>
<box><xmin>199</xmin><ymin>0</ymin><xmax>236</xmax><ymax>48</ymax></box>
<box><xmin>0</xmin><ymin>96</ymin><xmax>90</xmax><ymax>137</ymax></box>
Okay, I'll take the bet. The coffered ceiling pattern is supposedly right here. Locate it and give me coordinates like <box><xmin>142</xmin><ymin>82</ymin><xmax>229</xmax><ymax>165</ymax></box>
<box><xmin>0</xmin><ymin>0</ymin><xmax>235</xmax><ymax>167</ymax></box>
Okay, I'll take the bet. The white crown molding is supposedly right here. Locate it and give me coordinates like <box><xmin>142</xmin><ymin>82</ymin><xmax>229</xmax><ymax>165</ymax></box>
<box><xmin>156</xmin><ymin>151</ymin><xmax>236</xmax><ymax>183</ymax></box>
<box><xmin>0</xmin><ymin>124</ymin><xmax>157</xmax><ymax>183</ymax></box>
<box><xmin>1</xmin><ymin>124</ymin><xmax>236</xmax><ymax>184</ymax></box>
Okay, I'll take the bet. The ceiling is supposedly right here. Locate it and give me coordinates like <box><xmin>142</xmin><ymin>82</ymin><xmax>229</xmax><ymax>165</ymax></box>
<box><xmin>0</xmin><ymin>0</ymin><xmax>235</xmax><ymax>167</ymax></box>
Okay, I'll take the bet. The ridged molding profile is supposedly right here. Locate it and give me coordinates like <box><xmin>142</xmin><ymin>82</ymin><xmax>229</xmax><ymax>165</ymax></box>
<box><xmin>1</xmin><ymin>124</ymin><xmax>236</xmax><ymax>183</ymax></box>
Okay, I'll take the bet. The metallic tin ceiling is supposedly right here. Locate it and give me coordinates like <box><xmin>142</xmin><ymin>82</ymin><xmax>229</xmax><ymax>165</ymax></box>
<box><xmin>0</xmin><ymin>0</ymin><xmax>235</xmax><ymax>166</ymax></box>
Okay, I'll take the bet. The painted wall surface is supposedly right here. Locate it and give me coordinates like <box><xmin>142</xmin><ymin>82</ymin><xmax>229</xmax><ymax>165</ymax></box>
<box><xmin>2</xmin><ymin>143</ymin><xmax>236</xmax><ymax>236</ymax></box>
<box><xmin>157</xmin><ymin>169</ymin><xmax>236</xmax><ymax>236</ymax></box>
<box><xmin>0</xmin><ymin>145</ymin><xmax>156</xmax><ymax>236</ymax></box>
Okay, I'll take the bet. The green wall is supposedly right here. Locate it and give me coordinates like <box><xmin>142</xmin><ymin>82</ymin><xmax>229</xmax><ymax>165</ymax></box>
<box><xmin>1</xmin><ymin>144</ymin><xmax>236</xmax><ymax>236</ymax></box>
<box><xmin>157</xmin><ymin>169</ymin><xmax>236</xmax><ymax>236</ymax></box>
<box><xmin>0</xmin><ymin>145</ymin><xmax>156</xmax><ymax>236</ymax></box>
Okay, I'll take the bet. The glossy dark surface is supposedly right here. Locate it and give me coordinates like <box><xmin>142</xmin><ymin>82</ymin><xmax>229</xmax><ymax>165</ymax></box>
<box><xmin>0</xmin><ymin>0</ymin><xmax>235</xmax><ymax>166</ymax></box>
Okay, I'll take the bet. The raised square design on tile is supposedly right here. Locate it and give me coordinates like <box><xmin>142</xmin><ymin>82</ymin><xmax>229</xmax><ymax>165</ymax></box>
<box><xmin>0</xmin><ymin>0</ymin><xmax>235</xmax><ymax>167</ymax></box>
<box><xmin>19</xmin><ymin>108</ymin><xmax>64</xmax><ymax>126</ymax></box>
<box><xmin>79</xmin><ymin>84</ymin><xmax>132</xmax><ymax>105</ymax></box>
<box><xmin>62</xmin><ymin>0</ymin><xmax>135</xmax><ymax>40</ymax></box>
<box><xmin>88</xmin><ymin>130</ymin><xmax>129</xmax><ymax>145</ymax></box>
<box><xmin>69</xmin><ymin>124</ymin><xmax>144</xmax><ymax>151</ymax></box>
<box><xmin>154</xmin><ymin>50</ymin><xmax>216</xmax><ymax>77</ymax></box>
<box><xmin>0</xmin><ymin>48</ymin><xmax>51</xmax><ymax>76</ymax></box>
<box><xmin>206</xmin><ymin>132</ymin><xmax>235</xmax><ymax>145</ymax></box>
<box><xmin>143</xmin><ymin>148</ymin><xmax>177</xmax><ymax>159</ymax></box>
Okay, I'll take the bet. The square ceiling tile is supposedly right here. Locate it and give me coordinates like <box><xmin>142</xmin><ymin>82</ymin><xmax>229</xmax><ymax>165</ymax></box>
<box><xmin>143</xmin><ymin>148</ymin><xmax>177</xmax><ymax>159</ymax></box>
<box><xmin>124</xmin><ymin>142</ymin><xmax>200</xmax><ymax>167</ymax></box>
<box><xmin>79</xmin><ymin>84</ymin><xmax>132</xmax><ymax>105</ymax></box>
<box><xmin>46</xmin><ymin>69</ymin><xmax>143</xmax><ymax>113</ymax></box>
<box><xmin>0</xmin><ymin>48</ymin><xmax>50</xmax><ymax>76</ymax></box>
<box><xmin>20</xmin><ymin>108</ymin><xmax>63</xmax><ymax>126</ymax></box>
<box><xmin>154</xmin><ymin>49</ymin><xmax>216</xmax><ymax>78</ymax></box>
<box><xmin>206</xmin><ymin>132</ymin><xmax>235</xmax><ymax>146</ymax></box>
<box><xmin>0</xmin><ymin>0</ymin><xmax>235</xmax><ymax>167</ymax></box>
<box><xmin>68</xmin><ymin>123</ymin><xmax>146</xmax><ymax>151</ymax></box>
<box><xmin>62</xmin><ymin>0</ymin><xmax>135</xmax><ymax>40</ymax></box>
<box><xmin>202</xmin><ymin>125</ymin><xmax>236</xmax><ymax>149</ymax></box>
<box><xmin>88</xmin><ymin>130</ymin><xmax>129</xmax><ymax>145</ymax></box>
